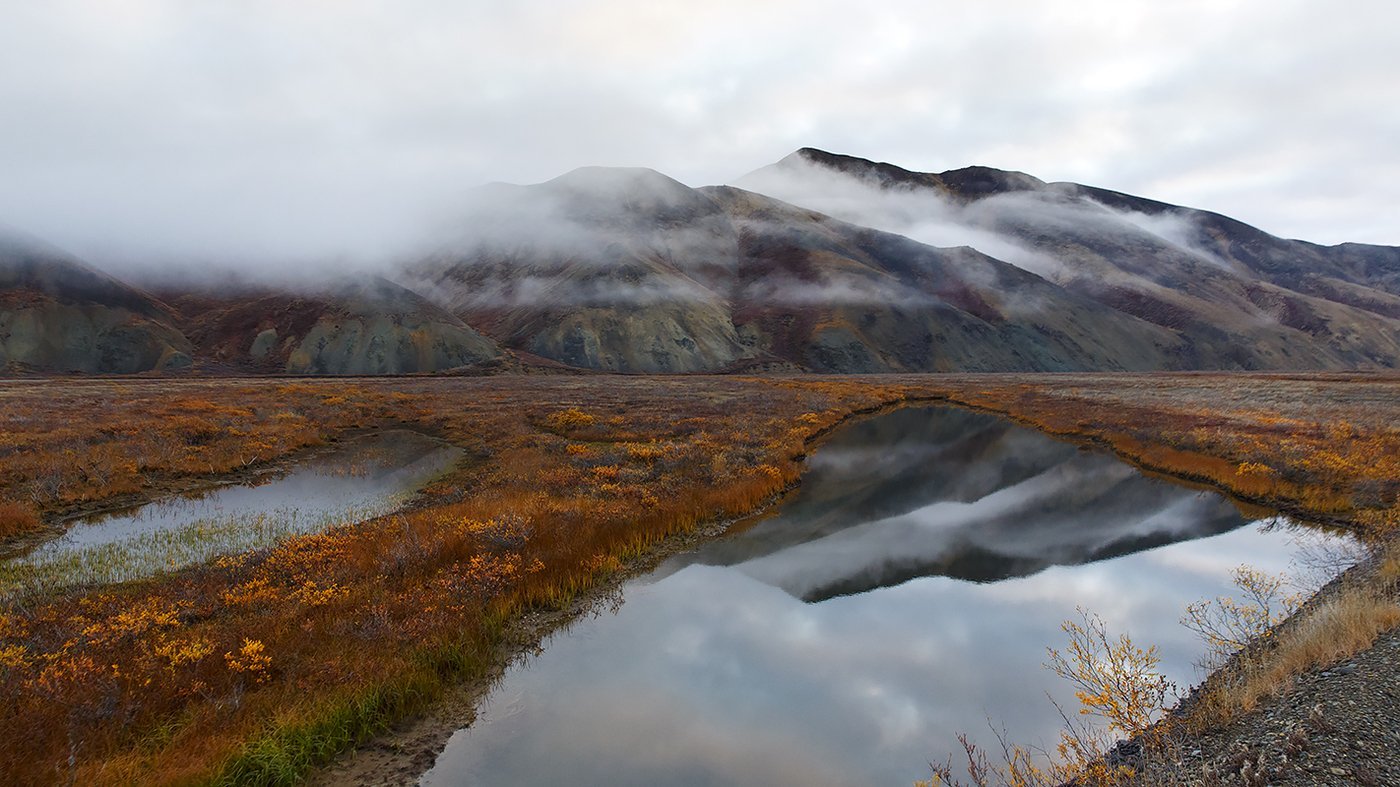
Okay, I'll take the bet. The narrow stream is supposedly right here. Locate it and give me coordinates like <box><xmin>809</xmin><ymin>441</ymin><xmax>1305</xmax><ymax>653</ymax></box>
<box><xmin>422</xmin><ymin>406</ymin><xmax>1352</xmax><ymax>786</ymax></box>
<box><xmin>1</xmin><ymin>429</ymin><xmax>462</xmax><ymax>596</ymax></box>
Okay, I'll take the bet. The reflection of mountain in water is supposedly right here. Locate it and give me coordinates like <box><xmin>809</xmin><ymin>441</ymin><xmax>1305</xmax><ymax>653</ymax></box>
<box><xmin>660</xmin><ymin>407</ymin><xmax>1249</xmax><ymax>601</ymax></box>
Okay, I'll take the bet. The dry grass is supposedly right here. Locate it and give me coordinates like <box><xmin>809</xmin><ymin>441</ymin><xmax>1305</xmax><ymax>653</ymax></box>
<box><xmin>893</xmin><ymin>373</ymin><xmax>1400</xmax><ymax>785</ymax></box>
<box><xmin>1225</xmin><ymin>591</ymin><xmax>1400</xmax><ymax>712</ymax></box>
<box><xmin>0</xmin><ymin>500</ymin><xmax>39</xmax><ymax>539</ymax></box>
<box><xmin>1185</xmin><ymin>537</ymin><xmax>1400</xmax><ymax>730</ymax></box>
<box><xmin>0</xmin><ymin>375</ymin><xmax>922</xmax><ymax>785</ymax></box>
<box><xmin>0</xmin><ymin>380</ymin><xmax>404</xmax><ymax>519</ymax></box>
<box><xmin>1378</xmin><ymin>544</ymin><xmax>1400</xmax><ymax>584</ymax></box>
<box><xmin>914</xmin><ymin>372</ymin><xmax>1400</xmax><ymax>539</ymax></box>
<box><xmin>0</xmin><ymin>372</ymin><xmax>1395</xmax><ymax>785</ymax></box>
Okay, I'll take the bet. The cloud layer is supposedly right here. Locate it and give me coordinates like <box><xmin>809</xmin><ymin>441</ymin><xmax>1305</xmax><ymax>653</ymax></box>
<box><xmin>2</xmin><ymin>1</ymin><xmax>1397</xmax><ymax>275</ymax></box>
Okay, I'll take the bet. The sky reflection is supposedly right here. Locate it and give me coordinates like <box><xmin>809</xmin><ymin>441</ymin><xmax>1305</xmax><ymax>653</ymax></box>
<box><xmin>423</xmin><ymin>408</ymin><xmax>1348</xmax><ymax>786</ymax></box>
<box><xmin>19</xmin><ymin>430</ymin><xmax>461</xmax><ymax>557</ymax></box>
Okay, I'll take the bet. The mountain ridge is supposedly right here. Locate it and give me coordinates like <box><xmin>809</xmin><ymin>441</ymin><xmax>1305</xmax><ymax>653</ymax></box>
<box><xmin>736</xmin><ymin>148</ymin><xmax>1400</xmax><ymax>370</ymax></box>
<box><xmin>3</xmin><ymin>148</ymin><xmax>1397</xmax><ymax>375</ymax></box>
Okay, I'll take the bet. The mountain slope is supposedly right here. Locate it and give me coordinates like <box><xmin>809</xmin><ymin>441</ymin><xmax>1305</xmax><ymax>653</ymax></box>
<box><xmin>408</xmin><ymin>167</ymin><xmax>1187</xmax><ymax>373</ymax></box>
<box><xmin>0</xmin><ymin>233</ymin><xmax>192</xmax><ymax>373</ymax></box>
<box><xmin>707</xmin><ymin>185</ymin><xmax>1183</xmax><ymax>372</ymax></box>
<box><xmin>738</xmin><ymin>148</ymin><xmax>1400</xmax><ymax>370</ymax></box>
<box><xmin>4</xmin><ymin>149</ymin><xmax>1397</xmax><ymax>376</ymax></box>
<box><xmin>408</xmin><ymin>168</ymin><xmax>751</xmax><ymax>373</ymax></box>
<box><xmin>163</xmin><ymin>277</ymin><xmax>501</xmax><ymax>375</ymax></box>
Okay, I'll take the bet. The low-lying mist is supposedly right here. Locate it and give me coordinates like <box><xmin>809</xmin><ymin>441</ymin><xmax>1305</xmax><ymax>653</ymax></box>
<box><xmin>732</xmin><ymin>155</ymin><xmax>1235</xmax><ymax>281</ymax></box>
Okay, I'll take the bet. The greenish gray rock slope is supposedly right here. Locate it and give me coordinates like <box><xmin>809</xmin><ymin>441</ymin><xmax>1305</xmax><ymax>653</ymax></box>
<box><xmin>408</xmin><ymin>167</ymin><xmax>752</xmax><ymax>373</ymax></box>
<box><xmin>164</xmin><ymin>277</ymin><xmax>500</xmax><ymax>375</ymax></box>
<box><xmin>0</xmin><ymin>234</ymin><xmax>192</xmax><ymax>373</ymax></box>
<box><xmin>5</xmin><ymin>149</ymin><xmax>1398</xmax><ymax>376</ymax></box>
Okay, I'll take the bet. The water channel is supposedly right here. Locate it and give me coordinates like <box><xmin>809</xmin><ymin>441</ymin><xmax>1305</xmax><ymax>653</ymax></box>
<box><xmin>422</xmin><ymin>406</ymin><xmax>1349</xmax><ymax>786</ymax></box>
<box><xmin>1</xmin><ymin>429</ymin><xmax>462</xmax><ymax>596</ymax></box>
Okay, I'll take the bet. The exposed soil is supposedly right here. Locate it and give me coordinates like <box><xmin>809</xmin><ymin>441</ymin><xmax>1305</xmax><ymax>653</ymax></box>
<box><xmin>1185</xmin><ymin>631</ymin><xmax>1400</xmax><ymax>786</ymax></box>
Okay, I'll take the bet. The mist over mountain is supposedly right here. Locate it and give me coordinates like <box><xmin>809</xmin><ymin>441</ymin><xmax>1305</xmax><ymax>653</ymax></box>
<box><xmin>0</xmin><ymin>233</ymin><xmax>192</xmax><ymax>374</ymax></box>
<box><xmin>159</xmin><ymin>277</ymin><xmax>500</xmax><ymax>376</ymax></box>
<box><xmin>738</xmin><ymin>149</ymin><xmax>1400</xmax><ymax>369</ymax></box>
<box><xmin>3</xmin><ymin>149</ymin><xmax>1398</xmax><ymax>375</ymax></box>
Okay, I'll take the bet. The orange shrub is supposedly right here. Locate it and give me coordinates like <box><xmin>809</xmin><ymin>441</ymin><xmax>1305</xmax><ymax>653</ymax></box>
<box><xmin>0</xmin><ymin>372</ymin><xmax>1392</xmax><ymax>785</ymax></box>
<box><xmin>0</xmin><ymin>500</ymin><xmax>39</xmax><ymax>538</ymax></box>
<box><xmin>542</xmin><ymin>407</ymin><xmax>596</xmax><ymax>432</ymax></box>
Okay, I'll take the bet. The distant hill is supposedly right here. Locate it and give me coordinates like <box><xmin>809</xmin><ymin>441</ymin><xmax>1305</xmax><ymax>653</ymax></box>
<box><xmin>407</xmin><ymin>166</ymin><xmax>1184</xmax><ymax>373</ymax></box>
<box><xmin>4</xmin><ymin>148</ymin><xmax>1398</xmax><ymax>375</ymax></box>
<box><xmin>407</xmin><ymin>151</ymin><xmax>1399</xmax><ymax>372</ymax></box>
<box><xmin>406</xmin><ymin>168</ymin><xmax>754</xmax><ymax>373</ymax></box>
<box><xmin>0</xmin><ymin>235</ymin><xmax>501</xmax><ymax>376</ymax></box>
<box><xmin>162</xmin><ymin>277</ymin><xmax>500</xmax><ymax>375</ymax></box>
<box><xmin>0</xmin><ymin>233</ymin><xmax>191</xmax><ymax>374</ymax></box>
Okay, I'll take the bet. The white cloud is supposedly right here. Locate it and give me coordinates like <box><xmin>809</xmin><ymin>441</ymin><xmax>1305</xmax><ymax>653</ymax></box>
<box><xmin>0</xmin><ymin>0</ymin><xmax>1396</xmax><ymax>276</ymax></box>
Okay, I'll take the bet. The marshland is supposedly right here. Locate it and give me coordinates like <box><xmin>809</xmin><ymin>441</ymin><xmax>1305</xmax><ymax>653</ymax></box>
<box><xmin>6</xmin><ymin>4</ymin><xmax>1400</xmax><ymax>786</ymax></box>
<box><xmin>1</xmin><ymin>372</ymin><xmax>1396</xmax><ymax>785</ymax></box>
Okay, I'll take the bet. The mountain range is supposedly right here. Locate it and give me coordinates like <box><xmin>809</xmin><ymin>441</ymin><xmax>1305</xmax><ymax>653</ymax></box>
<box><xmin>3</xmin><ymin>148</ymin><xmax>1398</xmax><ymax>375</ymax></box>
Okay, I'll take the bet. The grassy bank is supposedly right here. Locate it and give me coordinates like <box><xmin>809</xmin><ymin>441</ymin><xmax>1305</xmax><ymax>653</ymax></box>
<box><xmin>896</xmin><ymin>373</ymin><xmax>1400</xmax><ymax>786</ymax></box>
<box><xmin>1</xmin><ymin>372</ymin><xmax>1395</xmax><ymax>785</ymax></box>
<box><xmin>914</xmin><ymin>373</ymin><xmax>1399</xmax><ymax>537</ymax></box>
<box><xmin>0</xmin><ymin>376</ymin><xmax>919</xmax><ymax>784</ymax></box>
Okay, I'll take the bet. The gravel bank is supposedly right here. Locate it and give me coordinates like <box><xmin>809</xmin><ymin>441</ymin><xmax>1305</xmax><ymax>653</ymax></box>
<box><xmin>1133</xmin><ymin>554</ymin><xmax>1400</xmax><ymax>787</ymax></box>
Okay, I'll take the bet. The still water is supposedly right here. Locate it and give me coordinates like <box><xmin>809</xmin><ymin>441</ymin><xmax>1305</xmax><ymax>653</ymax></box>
<box><xmin>423</xmin><ymin>407</ymin><xmax>1347</xmax><ymax>786</ymax></box>
<box><xmin>3</xmin><ymin>430</ymin><xmax>462</xmax><ymax>594</ymax></box>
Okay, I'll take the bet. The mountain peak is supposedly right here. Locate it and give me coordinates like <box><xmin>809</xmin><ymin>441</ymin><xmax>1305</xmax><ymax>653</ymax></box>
<box><xmin>767</xmin><ymin>148</ymin><xmax>1045</xmax><ymax>199</ymax></box>
<box><xmin>936</xmin><ymin>165</ymin><xmax>1045</xmax><ymax>198</ymax></box>
<box><xmin>547</xmin><ymin>165</ymin><xmax>690</xmax><ymax>195</ymax></box>
<box><xmin>778</xmin><ymin>147</ymin><xmax>924</xmax><ymax>182</ymax></box>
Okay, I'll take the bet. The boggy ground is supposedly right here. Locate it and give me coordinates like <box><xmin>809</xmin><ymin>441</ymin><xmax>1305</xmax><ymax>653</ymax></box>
<box><xmin>0</xmin><ymin>372</ymin><xmax>1396</xmax><ymax>786</ymax></box>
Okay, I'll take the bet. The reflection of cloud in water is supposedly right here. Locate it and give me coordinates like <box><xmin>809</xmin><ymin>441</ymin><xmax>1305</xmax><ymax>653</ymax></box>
<box><xmin>423</xmin><ymin>407</ymin><xmax>1350</xmax><ymax>787</ymax></box>
<box><xmin>19</xmin><ymin>430</ymin><xmax>461</xmax><ymax>557</ymax></box>
<box><xmin>427</xmin><ymin>524</ymin><xmax>1332</xmax><ymax>787</ymax></box>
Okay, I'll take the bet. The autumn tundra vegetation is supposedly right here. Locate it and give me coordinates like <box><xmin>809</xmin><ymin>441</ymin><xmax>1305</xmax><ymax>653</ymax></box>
<box><xmin>0</xmin><ymin>372</ymin><xmax>1397</xmax><ymax>785</ymax></box>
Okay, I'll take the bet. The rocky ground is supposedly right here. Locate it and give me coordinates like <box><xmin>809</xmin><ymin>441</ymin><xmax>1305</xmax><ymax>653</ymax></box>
<box><xmin>1132</xmin><ymin>557</ymin><xmax>1400</xmax><ymax>787</ymax></box>
<box><xmin>1169</xmin><ymin>631</ymin><xmax>1400</xmax><ymax>786</ymax></box>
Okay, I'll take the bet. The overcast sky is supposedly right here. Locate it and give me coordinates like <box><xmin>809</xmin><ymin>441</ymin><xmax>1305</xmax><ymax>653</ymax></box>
<box><xmin>2</xmin><ymin>0</ymin><xmax>1397</xmax><ymax>272</ymax></box>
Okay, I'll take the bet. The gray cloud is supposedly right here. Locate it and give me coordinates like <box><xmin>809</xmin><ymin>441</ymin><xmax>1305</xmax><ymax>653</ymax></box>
<box><xmin>0</xmin><ymin>1</ymin><xmax>1396</xmax><ymax>278</ymax></box>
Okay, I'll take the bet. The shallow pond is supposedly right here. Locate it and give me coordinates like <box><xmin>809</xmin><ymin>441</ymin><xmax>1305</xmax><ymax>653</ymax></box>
<box><xmin>422</xmin><ymin>406</ymin><xmax>1351</xmax><ymax>787</ymax></box>
<box><xmin>2</xmin><ymin>429</ymin><xmax>462</xmax><ymax>595</ymax></box>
